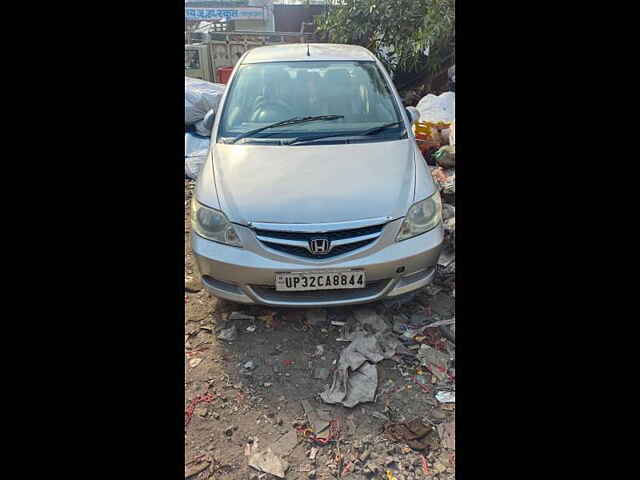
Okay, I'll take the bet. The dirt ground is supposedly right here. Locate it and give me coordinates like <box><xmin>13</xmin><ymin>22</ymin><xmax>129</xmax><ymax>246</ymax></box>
<box><xmin>185</xmin><ymin>179</ymin><xmax>456</xmax><ymax>480</ymax></box>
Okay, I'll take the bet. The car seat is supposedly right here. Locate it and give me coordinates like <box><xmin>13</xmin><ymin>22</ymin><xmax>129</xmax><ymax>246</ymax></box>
<box><xmin>323</xmin><ymin>69</ymin><xmax>356</xmax><ymax>121</ymax></box>
<box><xmin>250</xmin><ymin>67</ymin><xmax>292</xmax><ymax>122</ymax></box>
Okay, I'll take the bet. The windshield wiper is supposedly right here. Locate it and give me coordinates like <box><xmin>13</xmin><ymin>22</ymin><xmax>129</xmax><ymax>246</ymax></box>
<box><xmin>228</xmin><ymin>115</ymin><xmax>344</xmax><ymax>144</ymax></box>
<box><xmin>360</xmin><ymin>121</ymin><xmax>404</xmax><ymax>136</ymax></box>
<box><xmin>286</xmin><ymin>121</ymin><xmax>405</xmax><ymax>146</ymax></box>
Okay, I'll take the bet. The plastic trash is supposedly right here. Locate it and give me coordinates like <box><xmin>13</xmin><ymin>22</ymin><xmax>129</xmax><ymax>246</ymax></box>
<box><xmin>185</xmin><ymin>132</ymin><xmax>210</xmax><ymax>180</ymax></box>
<box><xmin>415</xmin><ymin>92</ymin><xmax>455</xmax><ymax>124</ymax></box>
<box><xmin>320</xmin><ymin>332</ymin><xmax>399</xmax><ymax>407</ymax></box>
<box><xmin>248</xmin><ymin>448</ymin><xmax>289</xmax><ymax>478</ymax></box>
<box><xmin>435</xmin><ymin>391</ymin><xmax>455</xmax><ymax>403</ymax></box>
<box><xmin>185</xmin><ymin>76</ymin><xmax>225</xmax><ymax>125</ymax></box>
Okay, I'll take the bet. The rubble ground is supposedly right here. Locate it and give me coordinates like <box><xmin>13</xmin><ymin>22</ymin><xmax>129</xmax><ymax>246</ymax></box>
<box><xmin>185</xmin><ymin>179</ymin><xmax>455</xmax><ymax>480</ymax></box>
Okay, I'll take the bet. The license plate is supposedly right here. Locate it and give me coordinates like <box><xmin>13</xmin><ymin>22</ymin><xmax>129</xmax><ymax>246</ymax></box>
<box><xmin>275</xmin><ymin>270</ymin><xmax>366</xmax><ymax>292</ymax></box>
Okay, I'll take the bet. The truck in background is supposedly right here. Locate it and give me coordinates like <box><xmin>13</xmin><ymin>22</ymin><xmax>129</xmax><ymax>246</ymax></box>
<box><xmin>185</xmin><ymin>31</ymin><xmax>312</xmax><ymax>83</ymax></box>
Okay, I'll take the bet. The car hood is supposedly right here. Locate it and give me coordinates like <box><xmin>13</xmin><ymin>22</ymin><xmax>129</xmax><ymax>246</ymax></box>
<box><xmin>211</xmin><ymin>140</ymin><xmax>416</xmax><ymax>225</ymax></box>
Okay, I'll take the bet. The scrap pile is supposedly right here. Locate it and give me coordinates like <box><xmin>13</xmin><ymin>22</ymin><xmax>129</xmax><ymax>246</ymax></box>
<box><xmin>185</xmin><ymin>77</ymin><xmax>225</xmax><ymax>132</ymax></box>
<box><xmin>412</xmin><ymin>91</ymin><xmax>456</xmax><ymax>297</ymax></box>
<box><xmin>184</xmin><ymin>77</ymin><xmax>225</xmax><ymax>179</ymax></box>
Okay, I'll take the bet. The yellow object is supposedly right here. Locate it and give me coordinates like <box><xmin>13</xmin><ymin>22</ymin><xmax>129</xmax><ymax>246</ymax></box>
<box><xmin>386</xmin><ymin>470</ymin><xmax>398</xmax><ymax>480</ymax></box>
<box><xmin>413</xmin><ymin>121</ymin><xmax>452</xmax><ymax>155</ymax></box>
<box><xmin>414</xmin><ymin>121</ymin><xmax>451</xmax><ymax>139</ymax></box>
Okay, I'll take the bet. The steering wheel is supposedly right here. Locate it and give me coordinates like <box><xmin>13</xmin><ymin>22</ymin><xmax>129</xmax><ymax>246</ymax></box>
<box><xmin>250</xmin><ymin>99</ymin><xmax>294</xmax><ymax>122</ymax></box>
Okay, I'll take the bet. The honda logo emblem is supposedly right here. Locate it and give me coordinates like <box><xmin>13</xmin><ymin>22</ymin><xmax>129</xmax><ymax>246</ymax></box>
<box><xmin>309</xmin><ymin>238</ymin><xmax>331</xmax><ymax>255</ymax></box>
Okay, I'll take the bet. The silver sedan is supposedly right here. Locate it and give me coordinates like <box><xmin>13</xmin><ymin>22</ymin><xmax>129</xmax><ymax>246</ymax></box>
<box><xmin>191</xmin><ymin>44</ymin><xmax>443</xmax><ymax>307</ymax></box>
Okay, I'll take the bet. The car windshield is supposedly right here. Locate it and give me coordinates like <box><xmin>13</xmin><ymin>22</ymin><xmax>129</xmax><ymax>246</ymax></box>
<box><xmin>217</xmin><ymin>60</ymin><xmax>405</xmax><ymax>144</ymax></box>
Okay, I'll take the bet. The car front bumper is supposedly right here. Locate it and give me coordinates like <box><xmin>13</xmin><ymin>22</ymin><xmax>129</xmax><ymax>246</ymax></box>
<box><xmin>191</xmin><ymin>219</ymin><xmax>443</xmax><ymax>307</ymax></box>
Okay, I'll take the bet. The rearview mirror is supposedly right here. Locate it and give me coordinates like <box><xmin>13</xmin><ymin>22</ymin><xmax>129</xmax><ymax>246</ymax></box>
<box><xmin>406</xmin><ymin>106</ymin><xmax>420</xmax><ymax>124</ymax></box>
<box><xmin>202</xmin><ymin>109</ymin><xmax>216</xmax><ymax>132</ymax></box>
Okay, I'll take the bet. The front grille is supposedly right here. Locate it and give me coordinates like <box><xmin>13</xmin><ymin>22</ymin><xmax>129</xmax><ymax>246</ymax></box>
<box><xmin>262</xmin><ymin>238</ymin><xmax>374</xmax><ymax>259</ymax></box>
<box><xmin>254</xmin><ymin>224</ymin><xmax>384</xmax><ymax>242</ymax></box>
<box><xmin>255</xmin><ymin>223</ymin><xmax>386</xmax><ymax>259</ymax></box>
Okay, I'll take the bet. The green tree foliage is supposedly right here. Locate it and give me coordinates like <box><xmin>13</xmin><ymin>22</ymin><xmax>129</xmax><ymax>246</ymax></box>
<box><xmin>315</xmin><ymin>0</ymin><xmax>454</xmax><ymax>74</ymax></box>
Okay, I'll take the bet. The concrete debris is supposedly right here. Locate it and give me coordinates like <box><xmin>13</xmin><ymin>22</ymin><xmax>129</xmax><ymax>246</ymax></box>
<box><xmin>248</xmin><ymin>448</ymin><xmax>290</xmax><ymax>478</ymax></box>
<box><xmin>271</xmin><ymin>430</ymin><xmax>299</xmax><ymax>457</ymax></box>
<box><xmin>417</xmin><ymin>344</ymin><xmax>450</xmax><ymax>381</ymax></box>
<box><xmin>437</xmin><ymin>421</ymin><xmax>455</xmax><ymax>450</ymax></box>
<box><xmin>243</xmin><ymin>360</ymin><xmax>256</xmax><ymax>370</ymax></box>
<box><xmin>217</xmin><ymin>325</ymin><xmax>237</xmax><ymax>341</ymax></box>
<box><xmin>300</xmin><ymin>400</ymin><xmax>331</xmax><ymax>441</ymax></box>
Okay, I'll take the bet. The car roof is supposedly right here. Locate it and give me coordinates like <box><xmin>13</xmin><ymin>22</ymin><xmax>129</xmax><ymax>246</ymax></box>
<box><xmin>241</xmin><ymin>43</ymin><xmax>377</xmax><ymax>64</ymax></box>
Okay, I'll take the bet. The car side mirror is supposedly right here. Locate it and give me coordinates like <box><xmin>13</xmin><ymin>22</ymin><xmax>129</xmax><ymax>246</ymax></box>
<box><xmin>202</xmin><ymin>109</ymin><xmax>216</xmax><ymax>132</ymax></box>
<box><xmin>406</xmin><ymin>106</ymin><xmax>420</xmax><ymax>124</ymax></box>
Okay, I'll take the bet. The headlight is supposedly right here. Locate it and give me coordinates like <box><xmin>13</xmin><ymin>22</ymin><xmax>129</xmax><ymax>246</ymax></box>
<box><xmin>191</xmin><ymin>197</ymin><xmax>242</xmax><ymax>247</ymax></box>
<box><xmin>396</xmin><ymin>192</ymin><xmax>442</xmax><ymax>242</ymax></box>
